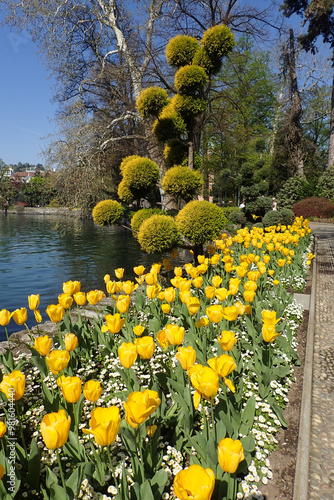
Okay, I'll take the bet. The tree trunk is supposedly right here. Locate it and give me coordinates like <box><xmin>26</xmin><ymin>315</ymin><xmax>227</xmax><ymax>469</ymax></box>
<box><xmin>328</xmin><ymin>65</ymin><xmax>334</xmax><ymax>169</ymax></box>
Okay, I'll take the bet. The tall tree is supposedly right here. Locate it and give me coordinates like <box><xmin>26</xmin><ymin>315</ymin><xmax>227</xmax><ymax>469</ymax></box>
<box><xmin>281</xmin><ymin>0</ymin><xmax>334</xmax><ymax>167</ymax></box>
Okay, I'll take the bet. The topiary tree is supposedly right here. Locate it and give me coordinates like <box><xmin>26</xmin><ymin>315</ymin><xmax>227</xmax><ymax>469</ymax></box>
<box><xmin>92</xmin><ymin>200</ymin><xmax>124</xmax><ymax>226</ymax></box>
<box><xmin>276</xmin><ymin>175</ymin><xmax>309</xmax><ymax>209</ymax></box>
<box><xmin>137</xmin><ymin>215</ymin><xmax>181</xmax><ymax>253</ymax></box>
<box><xmin>118</xmin><ymin>156</ymin><xmax>160</xmax><ymax>204</ymax></box>
<box><xmin>130</xmin><ymin>208</ymin><xmax>164</xmax><ymax>237</ymax></box>
<box><xmin>317</xmin><ymin>167</ymin><xmax>334</xmax><ymax>201</ymax></box>
<box><xmin>136</xmin><ymin>87</ymin><xmax>169</xmax><ymax>118</ymax></box>
<box><xmin>175</xmin><ymin>200</ymin><xmax>227</xmax><ymax>257</ymax></box>
<box><xmin>262</xmin><ymin>210</ymin><xmax>283</xmax><ymax>227</ymax></box>
<box><xmin>165</xmin><ymin>35</ymin><xmax>200</xmax><ymax>68</ymax></box>
<box><xmin>162</xmin><ymin>166</ymin><xmax>203</xmax><ymax>204</ymax></box>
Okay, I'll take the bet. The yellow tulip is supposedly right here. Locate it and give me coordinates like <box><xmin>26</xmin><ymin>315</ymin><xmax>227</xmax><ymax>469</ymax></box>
<box><xmin>11</xmin><ymin>308</ymin><xmax>28</xmax><ymax>326</ymax></box>
<box><xmin>174</xmin><ymin>464</ymin><xmax>215</xmax><ymax>500</ymax></box>
<box><xmin>61</xmin><ymin>376</ymin><xmax>82</xmax><ymax>403</ymax></box>
<box><xmin>192</xmin><ymin>276</ymin><xmax>203</xmax><ymax>288</ymax></box>
<box><xmin>46</xmin><ymin>350</ymin><xmax>70</xmax><ymax>375</ymax></box>
<box><xmin>105</xmin><ymin>313</ymin><xmax>126</xmax><ymax>334</ymax></box>
<box><xmin>114</xmin><ymin>268</ymin><xmax>124</xmax><ymax>279</ymax></box>
<box><xmin>263</xmin><ymin>254</ymin><xmax>271</xmax><ymax>264</ymax></box>
<box><xmin>277</xmin><ymin>258</ymin><xmax>286</xmax><ymax>267</ymax></box>
<box><xmin>64</xmin><ymin>333</ymin><xmax>78</xmax><ymax>351</ymax></box>
<box><xmin>195</xmin><ymin>316</ymin><xmax>210</xmax><ymax>328</ymax></box>
<box><xmin>197</xmin><ymin>263</ymin><xmax>208</xmax><ymax>274</ymax></box>
<box><xmin>34</xmin><ymin>309</ymin><xmax>43</xmax><ymax>323</ymax></box>
<box><xmin>186</xmin><ymin>297</ymin><xmax>201</xmax><ymax>316</ymax></box>
<box><xmin>262</xmin><ymin>324</ymin><xmax>281</xmax><ymax>343</ymax></box>
<box><xmin>206</xmin><ymin>305</ymin><xmax>224</xmax><ymax>324</ymax></box>
<box><xmin>134</xmin><ymin>336</ymin><xmax>155</xmax><ymax>359</ymax></box>
<box><xmin>145</xmin><ymin>272</ymin><xmax>158</xmax><ymax>285</ymax></box>
<box><xmin>163</xmin><ymin>287</ymin><xmax>175</xmax><ymax>303</ymax></box>
<box><xmin>218</xmin><ymin>438</ymin><xmax>245</xmax><ymax>473</ymax></box>
<box><xmin>146</xmin><ymin>425</ymin><xmax>158</xmax><ymax>438</ymax></box>
<box><xmin>34</xmin><ymin>335</ymin><xmax>52</xmax><ymax>356</ymax></box>
<box><xmin>156</xmin><ymin>330</ymin><xmax>170</xmax><ymax>349</ymax></box>
<box><xmin>122</xmin><ymin>281</ymin><xmax>138</xmax><ymax>295</ymax></box>
<box><xmin>208</xmin><ymin>354</ymin><xmax>236</xmax><ymax>378</ymax></box>
<box><xmin>133</xmin><ymin>325</ymin><xmax>145</xmax><ymax>336</ymax></box>
<box><xmin>165</xmin><ymin>324</ymin><xmax>185</xmax><ymax>346</ymax></box>
<box><xmin>87</xmin><ymin>290</ymin><xmax>105</xmax><ymax>305</ymax></box>
<box><xmin>224</xmin><ymin>262</ymin><xmax>233</xmax><ymax>273</ymax></box>
<box><xmin>104</xmin><ymin>274</ymin><xmax>110</xmax><ymax>283</ymax></box>
<box><xmin>83</xmin><ymin>380</ymin><xmax>102</xmax><ymax>402</ymax></box>
<box><xmin>58</xmin><ymin>293</ymin><xmax>73</xmax><ymax>309</ymax></box>
<box><xmin>268</xmin><ymin>269</ymin><xmax>275</xmax><ymax>276</ymax></box>
<box><xmin>223</xmin><ymin>305</ymin><xmax>239</xmax><ymax>322</ymax></box>
<box><xmin>46</xmin><ymin>304</ymin><xmax>65</xmax><ymax>323</ymax></box>
<box><xmin>40</xmin><ymin>410</ymin><xmax>71</xmax><ymax>449</ymax></box>
<box><xmin>170</xmin><ymin>248</ymin><xmax>178</xmax><ymax>259</ymax></box>
<box><xmin>247</xmin><ymin>270</ymin><xmax>260</xmax><ymax>281</ymax></box>
<box><xmin>150</xmin><ymin>262</ymin><xmax>162</xmax><ymax>274</ymax></box>
<box><xmin>176</xmin><ymin>346</ymin><xmax>196</xmax><ymax>370</ymax></box>
<box><xmin>135</xmin><ymin>275</ymin><xmax>145</xmax><ymax>285</ymax></box>
<box><xmin>244</xmin><ymin>281</ymin><xmax>257</xmax><ymax>292</ymax></box>
<box><xmin>205</xmin><ymin>286</ymin><xmax>216</xmax><ymax>299</ymax></box>
<box><xmin>179</xmin><ymin>280</ymin><xmax>192</xmax><ymax>292</ymax></box>
<box><xmin>161</xmin><ymin>303</ymin><xmax>171</xmax><ymax>314</ymax></box>
<box><xmin>273</xmin><ymin>279</ymin><xmax>280</xmax><ymax>286</ymax></box>
<box><xmin>211</xmin><ymin>275</ymin><xmax>222</xmax><ymax>288</ymax></box>
<box><xmin>0</xmin><ymin>309</ymin><xmax>10</xmax><ymax>327</ymax></box>
<box><xmin>218</xmin><ymin>331</ymin><xmax>237</xmax><ymax>351</ymax></box>
<box><xmin>134</xmin><ymin>265</ymin><xmax>145</xmax><ymax>276</ymax></box>
<box><xmin>0</xmin><ymin>422</ymin><xmax>6</xmax><ymax>437</ymax></box>
<box><xmin>124</xmin><ymin>389</ymin><xmax>161</xmax><ymax>428</ymax></box>
<box><xmin>188</xmin><ymin>364</ymin><xmax>219</xmax><ymax>409</ymax></box>
<box><xmin>215</xmin><ymin>288</ymin><xmax>229</xmax><ymax>301</ymax></box>
<box><xmin>174</xmin><ymin>267</ymin><xmax>183</xmax><ymax>277</ymax></box>
<box><xmin>63</xmin><ymin>280</ymin><xmax>81</xmax><ymax>295</ymax></box>
<box><xmin>146</xmin><ymin>283</ymin><xmax>160</xmax><ymax>299</ymax></box>
<box><xmin>0</xmin><ymin>464</ymin><xmax>5</xmax><ymax>481</ymax></box>
<box><xmin>179</xmin><ymin>291</ymin><xmax>192</xmax><ymax>304</ymax></box>
<box><xmin>73</xmin><ymin>292</ymin><xmax>86</xmax><ymax>306</ymax></box>
<box><xmin>118</xmin><ymin>342</ymin><xmax>138</xmax><ymax>368</ymax></box>
<box><xmin>115</xmin><ymin>295</ymin><xmax>131</xmax><ymax>314</ymax></box>
<box><xmin>28</xmin><ymin>294</ymin><xmax>40</xmax><ymax>310</ymax></box>
<box><xmin>229</xmin><ymin>278</ymin><xmax>241</xmax><ymax>295</ymax></box>
<box><xmin>261</xmin><ymin>310</ymin><xmax>280</xmax><ymax>325</ymax></box>
<box><xmin>244</xmin><ymin>290</ymin><xmax>256</xmax><ymax>303</ymax></box>
<box><xmin>0</xmin><ymin>370</ymin><xmax>25</xmax><ymax>400</ymax></box>
<box><xmin>163</xmin><ymin>258</ymin><xmax>172</xmax><ymax>272</ymax></box>
<box><xmin>210</xmin><ymin>254</ymin><xmax>221</xmax><ymax>265</ymax></box>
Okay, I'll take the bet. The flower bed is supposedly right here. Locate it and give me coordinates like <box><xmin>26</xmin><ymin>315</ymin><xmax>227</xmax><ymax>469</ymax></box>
<box><xmin>0</xmin><ymin>217</ymin><xmax>313</xmax><ymax>500</ymax></box>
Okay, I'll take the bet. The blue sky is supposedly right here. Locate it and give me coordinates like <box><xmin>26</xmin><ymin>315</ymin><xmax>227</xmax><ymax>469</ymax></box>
<box><xmin>0</xmin><ymin>25</ymin><xmax>56</xmax><ymax>166</ymax></box>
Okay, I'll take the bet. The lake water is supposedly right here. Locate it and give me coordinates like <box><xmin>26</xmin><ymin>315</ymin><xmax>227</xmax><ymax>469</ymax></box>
<box><xmin>0</xmin><ymin>213</ymin><xmax>189</xmax><ymax>340</ymax></box>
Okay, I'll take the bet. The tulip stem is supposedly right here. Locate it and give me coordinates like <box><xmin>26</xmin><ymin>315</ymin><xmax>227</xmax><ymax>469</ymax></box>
<box><xmin>107</xmin><ymin>446</ymin><xmax>119</xmax><ymax>490</ymax></box>
<box><xmin>4</xmin><ymin>327</ymin><xmax>11</xmax><ymax>349</ymax></box>
<box><xmin>24</xmin><ymin>323</ymin><xmax>35</xmax><ymax>344</ymax></box>
<box><xmin>57</xmin><ymin>449</ymin><xmax>67</xmax><ymax>491</ymax></box>
<box><xmin>15</xmin><ymin>402</ymin><xmax>28</xmax><ymax>456</ymax></box>
<box><xmin>210</xmin><ymin>399</ymin><xmax>216</xmax><ymax>442</ymax></box>
<box><xmin>135</xmin><ymin>427</ymin><xmax>145</xmax><ymax>482</ymax></box>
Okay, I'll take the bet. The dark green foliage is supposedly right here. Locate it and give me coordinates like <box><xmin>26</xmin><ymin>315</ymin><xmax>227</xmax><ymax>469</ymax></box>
<box><xmin>136</xmin><ymin>87</ymin><xmax>169</xmax><ymax>118</ymax></box>
<box><xmin>225</xmin><ymin>209</ymin><xmax>247</xmax><ymax>226</ymax></box>
<box><xmin>175</xmin><ymin>200</ymin><xmax>227</xmax><ymax>245</ymax></box>
<box><xmin>131</xmin><ymin>208</ymin><xmax>164</xmax><ymax>236</ymax></box>
<box><xmin>165</xmin><ymin>35</ymin><xmax>200</xmax><ymax>67</ymax></box>
<box><xmin>276</xmin><ymin>176</ymin><xmax>313</xmax><ymax>209</ymax></box>
<box><xmin>262</xmin><ymin>210</ymin><xmax>282</xmax><ymax>227</ymax></box>
<box><xmin>92</xmin><ymin>200</ymin><xmax>124</xmax><ymax>226</ymax></box>
<box><xmin>318</xmin><ymin>167</ymin><xmax>334</xmax><ymax>200</ymax></box>
<box><xmin>293</xmin><ymin>197</ymin><xmax>334</xmax><ymax>218</ymax></box>
<box><xmin>192</xmin><ymin>47</ymin><xmax>222</xmax><ymax>75</ymax></box>
<box><xmin>279</xmin><ymin>208</ymin><xmax>295</xmax><ymax>225</ymax></box>
<box><xmin>152</xmin><ymin>104</ymin><xmax>187</xmax><ymax>142</ymax></box>
<box><xmin>162</xmin><ymin>166</ymin><xmax>203</xmax><ymax>202</ymax></box>
<box><xmin>138</xmin><ymin>215</ymin><xmax>181</xmax><ymax>253</ymax></box>
<box><xmin>164</xmin><ymin>140</ymin><xmax>188</xmax><ymax>168</ymax></box>
<box><xmin>174</xmin><ymin>65</ymin><xmax>209</xmax><ymax>96</ymax></box>
<box><xmin>246</xmin><ymin>197</ymin><xmax>273</xmax><ymax>219</ymax></box>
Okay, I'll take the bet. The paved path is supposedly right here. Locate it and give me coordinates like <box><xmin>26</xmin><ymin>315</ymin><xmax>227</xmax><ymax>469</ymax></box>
<box><xmin>294</xmin><ymin>223</ymin><xmax>334</xmax><ymax>500</ymax></box>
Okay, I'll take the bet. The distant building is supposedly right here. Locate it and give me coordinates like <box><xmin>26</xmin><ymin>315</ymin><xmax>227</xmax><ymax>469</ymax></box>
<box><xmin>11</xmin><ymin>171</ymin><xmax>36</xmax><ymax>186</ymax></box>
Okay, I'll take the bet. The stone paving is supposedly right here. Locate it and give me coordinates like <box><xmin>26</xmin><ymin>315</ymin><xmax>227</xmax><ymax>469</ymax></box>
<box><xmin>308</xmin><ymin>223</ymin><xmax>334</xmax><ymax>500</ymax></box>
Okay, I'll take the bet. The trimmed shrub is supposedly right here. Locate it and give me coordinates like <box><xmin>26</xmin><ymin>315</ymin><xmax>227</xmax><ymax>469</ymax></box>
<box><xmin>165</xmin><ymin>35</ymin><xmax>200</xmax><ymax>67</ymax></box>
<box><xmin>131</xmin><ymin>208</ymin><xmax>164</xmax><ymax>235</ymax></box>
<box><xmin>162</xmin><ymin>166</ymin><xmax>203</xmax><ymax>202</ymax></box>
<box><xmin>225</xmin><ymin>209</ymin><xmax>247</xmax><ymax>226</ymax></box>
<box><xmin>120</xmin><ymin>155</ymin><xmax>141</xmax><ymax>176</ymax></box>
<box><xmin>293</xmin><ymin>197</ymin><xmax>334</xmax><ymax>219</ymax></box>
<box><xmin>152</xmin><ymin>104</ymin><xmax>187</xmax><ymax>142</ymax></box>
<box><xmin>172</xmin><ymin>94</ymin><xmax>207</xmax><ymax>120</ymax></box>
<box><xmin>164</xmin><ymin>140</ymin><xmax>188</xmax><ymax>168</ymax></box>
<box><xmin>262</xmin><ymin>210</ymin><xmax>282</xmax><ymax>227</ymax></box>
<box><xmin>246</xmin><ymin>197</ymin><xmax>273</xmax><ymax>218</ymax></box>
<box><xmin>175</xmin><ymin>200</ymin><xmax>227</xmax><ymax>245</ymax></box>
<box><xmin>117</xmin><ymin>180</ymin><xmax>134</xmax><ymax>204</ymax></box>
<box><xmin>279</xmin><ymin>208</ymin><xmax>294</xmax><ymax>225</ymax></box>
<box><xmin>92</xmin><ymin>200</ymin><xmax>124</xmax><ymax>226</ymax></box>
<box><xmin>192</xmin><ymin>47</ymin><xmax>222</xmax><ymax>75</ymax></box>
<box><xmin>201</xmin><ymin>25</ymin><xmax>235</xmax><ymax>60</ymax></box>
<box><xmin>317</xmin><ymin>167</ymin><xmax>334</xmax><ymax>200</ymax></box>
<box><xmin>174</xmin><ymin>65</ymin><xmax>209</xmax><ymax>96</ymax></box>
<box><xmin>120</xmin><ymin>157</ymin><xmax>160</xmax><ymax>201</ymax></box>
<box><xmin>136</xmin><ymin>87</ymin><xmax>169</xmax><ymax>118</ymax></box>
<box><xmin>276</xmin><ymin>176</ymin><xmax>307</xmax><ymax>209</ymax></box>
<box><xmin>138</xmin><ymin>215</ymin><xmax>181</xmax><ymax>253</ymax></box>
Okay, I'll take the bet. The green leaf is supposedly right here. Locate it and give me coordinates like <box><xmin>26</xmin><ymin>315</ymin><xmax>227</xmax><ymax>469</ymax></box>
<box><xmin>273</xmin><ymin>365</ymin><xmax>291</xmax><ymax>379</ymax></box>
<box><xmin>239</xmin><ymin>395</ymin><xmax>255</xmax><ymax>435</ymax></box>
<box><xmin>139</xmin><ymin>481</ymin><xmax>155</xmax><ymax>500</ymax></box>
<box><xmin>64</xmin><ymin>431</ymin><xmax>87</xmax><ymax>463</ymax></box>
<box><xmin>151</xmin><ymin>469</ymin><xmax>168</xmax><ymax>500</ymax></box>
<box><xmin>27</xmin><ymin>438</ymin><xmax>40</xmax><ymax>489</ymax></box>
<box><xmin>66</xmin><ymin>464</ymin><xmax>85</xmax><ymax>498</ymax></box>
<box><xmin>267</xmin><ymin>396</ymin><xmax>288</xmax><ymax>427</ymax></box>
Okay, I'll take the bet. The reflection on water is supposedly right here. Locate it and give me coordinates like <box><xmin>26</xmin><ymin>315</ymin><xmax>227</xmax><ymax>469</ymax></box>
<box><xmin>0</xmin><ymin>213</ymin><xmax>190</xmax><ymax>339</ymax></box>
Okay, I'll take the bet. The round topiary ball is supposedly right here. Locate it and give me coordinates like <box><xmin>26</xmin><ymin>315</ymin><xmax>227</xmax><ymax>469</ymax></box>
<box><xmin>136</xmin><ymin>87</ymin><xmax>169</xmax><ymax>118</ymax></box>
<box><xmin>131</xmin><ymin>208</ymin><xmax>164</xmax><ymax>236</ymax></box>
<box><xmin>192</xmin><ymin>47</ymin><xmax>222</xmax><ymax>75</ymax></box>
<box><xmin>162</xmin><ymin>166</ymin><xmax>203</xmax><ymax>202</ymax></box>
<box><xmin>122</xmin><ymin>157</ymin><xmax>160</xmax><ymax>200</ymax></box>
<box><xmin>175</xmin><ymin>200</ymin><xmax>227</xmax><ymax>245</ymax></box>
<box><xmin>201</xmin><ymin>25</ymin><xmax>235</xmax><ymax>60</ymax></box>
<box><xmin>174</xmin><ymin>65</ymin><xmax>209</xmax><ymax>96</ymax></box>
<box><xmin>92</xmin><ymin>200</ymin><xmax>124</xmax><ymax>226</ymax></box>
<box><xmin>138</xmin><ymin>215</ymin><xmax>181</xmax><ymax>253</ymax></box>
<box><xmin>262</xmin><ymin>210</ymin><xmax>282</xmax><ymax>227</ymax></box>
<box><xmin>172</xmin><ymin>94</ymin><xmax>207</xmax><ymax>120</ymax></box>
<box><xmin>165</xmin><ymin>35</ymin><xmax>200</xmax><ymax>67</ymax></box>
<box><xmin>120</xmin><ymin>155</ymin><xmax>141</xmax><ymax>175</ymax></box>
<box><xmin>117</xmin><ymin>179</ymin><xmax>134</xmax><ymax>203</ymax></box>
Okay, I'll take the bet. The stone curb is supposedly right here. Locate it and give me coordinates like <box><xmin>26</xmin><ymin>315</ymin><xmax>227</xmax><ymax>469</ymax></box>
<box><xmin>293</xmin><ymin>237</ymin><xmax>317</xmax><ymax>499</ymax></box>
